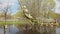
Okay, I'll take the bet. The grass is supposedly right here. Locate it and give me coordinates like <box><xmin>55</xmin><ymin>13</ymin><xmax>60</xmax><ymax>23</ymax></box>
<box><xmin>0</xmin><ymin>19</ymin><xmax>60</xmax><ymax>28</ymax></box>
<box><xmin>0</xmin><ymin>19</ymin><xmax>29</xmax><ymax>26</ymax></box>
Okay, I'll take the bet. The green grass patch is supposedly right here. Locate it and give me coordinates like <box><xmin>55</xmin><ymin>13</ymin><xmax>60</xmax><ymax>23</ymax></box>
<box><xmin>0</xmin><ymin>19</ymin><xmax>29</xmax><ymax>26</ymax></box>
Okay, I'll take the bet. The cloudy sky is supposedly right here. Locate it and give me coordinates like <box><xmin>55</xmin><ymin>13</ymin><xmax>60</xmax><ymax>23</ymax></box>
<box><xmin>0</xmin><ymin>0</ymin><xmax>60</xmax><ymax>15</ymax></box>
<box><xmin>52</xmin><ymin>0</ymin><xmax>60</xmax><ymax>14</ymax></box>
<box><xmin>0</xmin><ymin>0</ymin><xmax>19</xmax><ymax>15</ymax></box>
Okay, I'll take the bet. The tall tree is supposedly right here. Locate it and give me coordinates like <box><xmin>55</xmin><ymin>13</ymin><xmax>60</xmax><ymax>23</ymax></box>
<box><xmin>18</xmin><ymin>0</ymin><xmax>55</xmax><ymax>22</ymax></box>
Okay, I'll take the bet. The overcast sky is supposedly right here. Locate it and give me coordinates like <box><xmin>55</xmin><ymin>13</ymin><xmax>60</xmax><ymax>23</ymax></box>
<box><xmin>0</xmin><ymin>0</ymin><xmax>19</xmax><ymax>15</ymax></box>
<box><xmin>52</xmin><ymin>0</ymin><xmax>60</xmax><ymax>14</ymax></box>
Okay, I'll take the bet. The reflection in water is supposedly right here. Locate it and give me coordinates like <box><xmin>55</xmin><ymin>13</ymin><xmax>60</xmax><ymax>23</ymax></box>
<box><xmin>0</xmin><ymin>25</ymin><xmax>19</xmax><ymax>34</ymax></box>
<box><xmin>8</xmin><ymin>25</ymin><xmax>19</xmax><ymax>34</ymax></box>
<box><xmin>56</xmin><ymin>27</ymin><xmax>60</xmax><ymax>34</ymax></box>
<box><xmin>0</xmin><ymin>25</ymin><xmax>60</xmax><ymax>34</ymax></box>
<box><xmin>0</xmin><ymin>28</ymin><xmax>4</xmax><ymax>34</ymax></box>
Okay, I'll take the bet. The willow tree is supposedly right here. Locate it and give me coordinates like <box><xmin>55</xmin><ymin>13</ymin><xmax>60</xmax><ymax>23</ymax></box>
<box><xmin>18</xmin><ymin>0</ymin><xmax>56</xmax><ymax>34</ymax></box>
<box><xmin>18</xmin><ymin>0</ymin><xmax>55</xmax><ymax>23</ymax></box>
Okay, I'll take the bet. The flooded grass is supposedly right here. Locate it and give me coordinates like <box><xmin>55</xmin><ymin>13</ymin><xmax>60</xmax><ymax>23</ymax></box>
<box><xmin>0</xmin><ymin>21</ymin><xmax>60</xmax><ymax>34</ymax></box>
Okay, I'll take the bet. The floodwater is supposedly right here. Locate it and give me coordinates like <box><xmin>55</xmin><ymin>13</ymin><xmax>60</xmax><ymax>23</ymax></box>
<box><xmin>0</xmin><ymin>25</ymin><xmax>60</xmax><ymax>34</ymax></box>
<box><xmin>56</xmin><ymin>27</ymin><xmax>60</xmax><ymax>34</ymax></box>
<box><xmin>0</xmin><ymin>25</ymin><xmax>19</xmax><ymax>34</ymax></box>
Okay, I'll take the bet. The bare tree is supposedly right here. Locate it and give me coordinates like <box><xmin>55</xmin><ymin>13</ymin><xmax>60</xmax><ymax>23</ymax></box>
<box><xmin>1</xmin><ymin>1</ymin><xmax>12</xmax><ymax>34</ymax></box>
